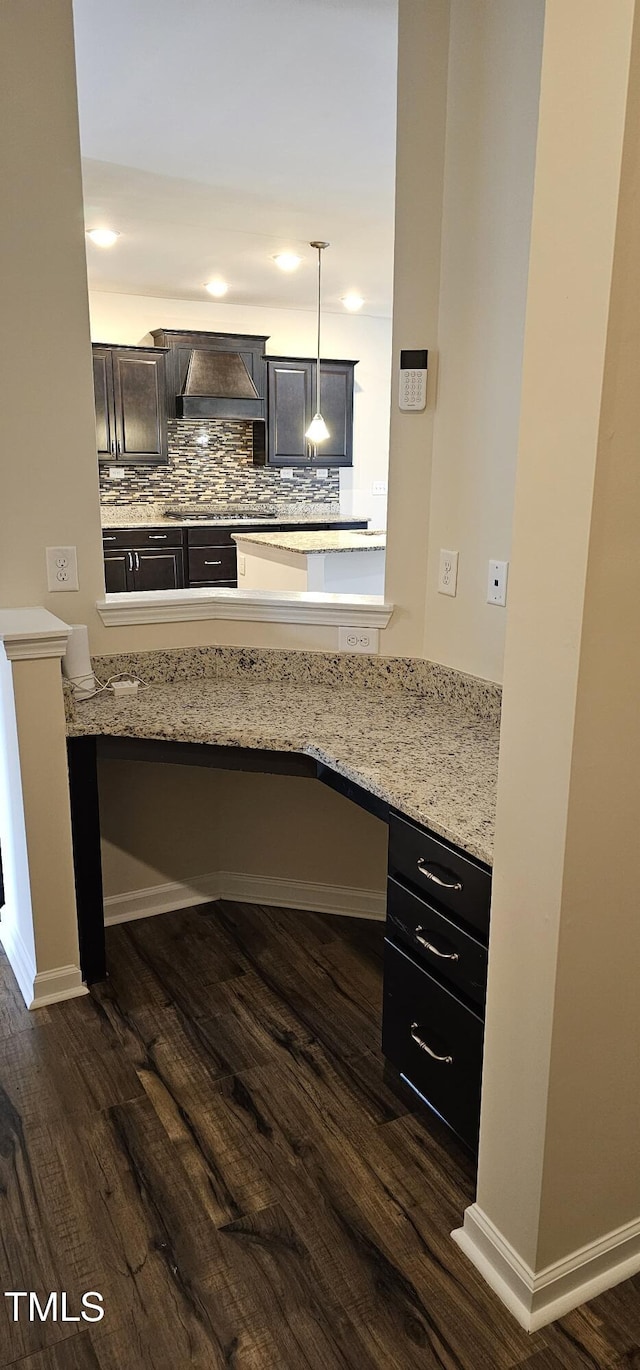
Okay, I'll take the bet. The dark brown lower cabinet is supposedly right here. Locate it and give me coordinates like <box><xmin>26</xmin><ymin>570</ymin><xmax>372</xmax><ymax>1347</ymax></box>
<box><xmin>104</xmin><ymin>547</ymin><xmax>184</xmax><ymax>592</ymax></box>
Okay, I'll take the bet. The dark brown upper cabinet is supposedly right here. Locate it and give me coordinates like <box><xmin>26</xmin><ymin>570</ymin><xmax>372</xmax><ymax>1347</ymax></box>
<box><xmin>263</xmin><ymin>356</ymin><xmax>356</xmax><ymax>467</ymax></box>
<box><xmin>92</xmin><ymin>344</ymin><xmax>168</xmax><ymax>464</ymax></box>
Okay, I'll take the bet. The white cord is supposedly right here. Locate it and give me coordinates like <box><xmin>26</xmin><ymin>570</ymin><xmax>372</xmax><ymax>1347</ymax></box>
<box><xmin>69</xmin><ymin>671</ymin><xmax>150</xmax><ymax>699</ymax></box>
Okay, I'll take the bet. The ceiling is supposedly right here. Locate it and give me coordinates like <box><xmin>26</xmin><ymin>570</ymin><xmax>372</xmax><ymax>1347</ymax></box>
<box><xmin>73</xmin><ymin>0</ymin><xmax>398</xmax><ymax>317</ymax></box>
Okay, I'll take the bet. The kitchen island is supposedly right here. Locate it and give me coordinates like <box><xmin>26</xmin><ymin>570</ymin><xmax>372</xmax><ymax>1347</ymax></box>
<box><xmin>233</xmin><ymin>528</ymin><xmax>386</xmax><ymax>594</ymax></box>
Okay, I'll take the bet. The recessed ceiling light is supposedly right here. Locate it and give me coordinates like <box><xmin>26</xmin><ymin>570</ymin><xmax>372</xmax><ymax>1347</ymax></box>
<box><xmin>204</xmin><ymin>279</ymin><xmax>228</xmax><ymax>297</ymax></box>
<box><xmin>273</xmin><ymin>252</ymin><xmax>302</xmax><ymax>272</ymax></box>
<box><xmin>87</xmin><ymin>228</ymin><xmax>120</xmax><ymax>248</ymax></box>
<box><xmin>342</xmin><ymin>292</ymin><xmax>364</xmax><ymax>312</ymax></box>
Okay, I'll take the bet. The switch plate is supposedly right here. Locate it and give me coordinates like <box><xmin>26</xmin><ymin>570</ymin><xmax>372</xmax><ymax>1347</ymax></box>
<box><xmin>487</xmin><ymin>559</ymin><xmax>508</xmax><ymax>606</ymax></box>
<box><xmin>108</xmin><ymin>466</ymin><xmax>126</xmax><ymax>480</ymax></box>
<box><xmin>46</xmin><ymin>546</ymin><xmax>78</xmax><ymax>592</ymax></box>
<box><xmin>338</xmin><ymin>627</ymin><xmax>379</xmax><ymax>654</ymax></box>
<box><xmin>280</xmin><ymin>469</ymin><xmax>294</xmax><ymax>480</ymax></box>
<box><xmin>438</xmin><ymin>549</ymin><xmax>458</xmax><ymax>597</ymax></box>
<box><xmin>372</xmin><ymin>481</ymin><xmax>388</xmax><ymax>496</ymax></box>
<box><xmin>237</xmin><ymin>553</ymin><xmax>246</xmax><ymax>576</ymax></box>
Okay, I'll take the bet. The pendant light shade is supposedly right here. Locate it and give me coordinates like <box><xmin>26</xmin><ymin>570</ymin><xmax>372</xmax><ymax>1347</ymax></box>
<box><xmin>305</xmin><ymin>240</ymin><xmax>330</xmax><ymax>446</ymax></box>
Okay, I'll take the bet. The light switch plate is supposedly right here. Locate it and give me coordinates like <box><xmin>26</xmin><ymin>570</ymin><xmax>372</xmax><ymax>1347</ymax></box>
<box><xmin>438</xmin><ymin>549</ymin><xmax>458</xmax><ymax>597</ymax></box>
<box><xmin>487</xmin><ymin>559</ymin><xmax>508</xmax><ymax>606</ymax></box>
<box><xmin>372</xmin><ymin>481</ymin><xmax>388</xmax><ymax>496</ymax></box>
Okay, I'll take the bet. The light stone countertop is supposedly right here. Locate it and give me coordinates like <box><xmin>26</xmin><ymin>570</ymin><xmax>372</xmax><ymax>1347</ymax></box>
<box><xmin>232</xmin><ymin>530</ymin><xmax>386</xmax><ymax>555</ymax></box>
<box><xmin>100</xmin><ymin>503</ymin><xmax>367</xmax><ymax>530</ymax></box>
<box><xmin>67</xmin><ymin>658</ymin><xmax>499</xmax><ymax>865</ymax></box>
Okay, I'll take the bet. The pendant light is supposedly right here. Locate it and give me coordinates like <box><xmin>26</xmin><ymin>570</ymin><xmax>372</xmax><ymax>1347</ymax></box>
<box><xmin>305</xmin><ymin>240</ymin><xmax>330</xmax><ymax>444</ymax></box>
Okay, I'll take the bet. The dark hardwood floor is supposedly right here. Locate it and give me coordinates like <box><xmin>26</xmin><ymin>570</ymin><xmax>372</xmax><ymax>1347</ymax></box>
<box><xmin>1</xmin><ymin>902</ymin><xmax>639</xmax><ymax>1368</ymax></box>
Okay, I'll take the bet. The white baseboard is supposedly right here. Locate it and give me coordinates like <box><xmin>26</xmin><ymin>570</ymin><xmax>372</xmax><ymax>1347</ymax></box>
<box><xmin>104</xmin><ymin>870</ymin><xmax>386</xmax><ymax>927</ymax></box>
<box><xmin>30</xmin><ymin>963</ymin><xmax>87</xmax><ymax>1009</ymax></box>
<box><xmin>452</xmin><ymin>1202</ymin><xmax>640</xmax><ymax>1332</ymax></box>
<box><xmin>0</xmin><ymin>920</ymin><xmax>37</xmax><ymax>1007</ymax></box>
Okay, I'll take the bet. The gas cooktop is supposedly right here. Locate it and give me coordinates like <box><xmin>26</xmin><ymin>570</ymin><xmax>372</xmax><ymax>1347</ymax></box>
<box><xmin>163</xmin><ymin>507</ymin><xmax>280</xmax><ymax>521</ymax></box>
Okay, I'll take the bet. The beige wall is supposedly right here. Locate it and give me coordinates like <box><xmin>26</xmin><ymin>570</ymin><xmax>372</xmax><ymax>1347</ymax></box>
<box><xmin>424</xmin><ymin>0</ymin><xmax>544</xmax><ymax>682</ymax></box>
<box><xmin>476</xmin><ymin>0</ymin><xmax>639</xmax><ymax>1272</ymax></box>
<box><xmin>99</xmin><ymin>761</ymin><xmax>387</xmax><ymax>901</ymax></box>
<box><xmin>384</xmin><ymin>0</ymin><xmax>449</xmax><ymax>658</ymax></box>
<box><xmin>90</xmin><ymin>291</ymin><xmax>392</xmax><ymax>529</ymax></box>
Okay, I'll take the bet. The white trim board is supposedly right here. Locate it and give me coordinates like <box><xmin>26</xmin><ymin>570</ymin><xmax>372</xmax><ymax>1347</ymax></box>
<box><xmin>104</xmin><ymin>871</ymin><xmax>386</xmax><ymax>926</ymax></box>
<box><xmin>452</xmin><ymin>1203</ymin><xmax>640</xmax><ymax>1333</ymax></box>
<box><xmin>0</xmin><ymin>607</ymin><xmax>70</xmax><ymax>661</ymax></box>
<box><xmin>96</xmin><ymin>586</ymin><xmax>393</xmax><ymax>628</ymax></box>
<box><xmin>0</xmin><ymin>921</ymin><xmax>37</xmax><ymax>1007</ymax></box>
<box><xmin>31</xmin><ymin>964</ymin><xmax>87</xmax><ymax>1009</ymax></box>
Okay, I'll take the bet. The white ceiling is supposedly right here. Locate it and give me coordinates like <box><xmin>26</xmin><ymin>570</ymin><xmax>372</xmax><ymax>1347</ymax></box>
<box><xmin>72</xmin><ymin>0</ymin><xmax>398</xmax><ymax>316</ymax></box>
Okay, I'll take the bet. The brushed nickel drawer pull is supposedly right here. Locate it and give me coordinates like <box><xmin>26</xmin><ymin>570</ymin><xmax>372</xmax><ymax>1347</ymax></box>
<box><xmin>204</xmin><ymin>560</ymin><xmax>223</xmax><ymax>566</ymax></box>
<box><xmin>417</xmin><ymin>858</ymin><xmax>463</xmax><ymax>892</ymax></box>
<box><xmin>410</xmin><ymin>1024</ymin><xmax>453</xmax><ymax>1064</ymax></box>
<box><xmin>414</xmin><ymin>927</ymin><xmax>459</xmax><ymax>961</ymax></box>
<box><xmin>103</xmin><ymin>536</ymin><xmax>116</xmax><ymax>542</ymax></box>
<box><xmin>148</xmin><ymin>534</ymin><xmax>167</xmax><ymax>540</ymax></box>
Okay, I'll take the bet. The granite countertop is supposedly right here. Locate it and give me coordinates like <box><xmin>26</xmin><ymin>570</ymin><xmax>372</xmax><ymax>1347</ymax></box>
<box><xmin>231</xmin><ymin>530</ymin><xmax>386</xmax><ymax>555</ymax></box>
<box><xmin>100</xmin><ymin>503</ymin><xmax>368</xmax><ymax>530</ymax></box>
<box><xmin>67</xmin><ymin>655</ymin><xmax>499</xmax><ymax>865</ymax></box>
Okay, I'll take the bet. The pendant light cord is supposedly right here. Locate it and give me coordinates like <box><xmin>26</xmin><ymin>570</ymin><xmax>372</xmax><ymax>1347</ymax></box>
<box><xmin>316</xmin><ymin>244</ymin><xmax>322</xmax><ymax>416</ymax></box>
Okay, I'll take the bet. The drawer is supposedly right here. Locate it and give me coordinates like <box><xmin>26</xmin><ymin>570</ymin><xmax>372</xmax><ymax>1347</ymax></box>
<box><xmin>389</xmin><ymin>812</ymin><xmax>491</xmax><ymax>938</ymax></box>
<box><xmin>382</xmin><ymin>938</ymin><xmax>484</xmax><ymax>1150</ymax></box>
<box><xmin>188</xmin><ymin>546</ymin><xmax>237</xmax><ymax>581</ymax></box>
<box><xmin>187</xmin><ymin>527</ymin><xmax>237</xmax><ymax>547</ymax></box>
<box><xmin>387</xmin><ymin>876</ymin><xmax>487</xmax><ymax>1007</ymax></box>
<box><xmin>102</xmin><ymin>527</ymin><xmax>183</xmax><ymax>549</ymax></box>
<box><xmin>189</xmin><ymin>578</ymin><xmax>237</xmax><ymax>589</ymax></box>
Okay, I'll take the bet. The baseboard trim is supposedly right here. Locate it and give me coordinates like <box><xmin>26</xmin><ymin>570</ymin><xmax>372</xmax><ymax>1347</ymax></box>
<box><xmin>104</xmin><ymin>871</ymin><xmax>386</xmax><ymax>926</ymax></box>
<box><xmin>0</xmin><ymin>920</ymin><xmax>37</xmax><ymax>1007</ymax></box>
<box><xmin>452</xmin><ymin>1203</ymin><xmax>640</xmax><ymax>1332</ymax></box>
<box><xmin>30</xmin><ymin>964</ymin><xmax>88</xmax><ymax>1009</ymax></box>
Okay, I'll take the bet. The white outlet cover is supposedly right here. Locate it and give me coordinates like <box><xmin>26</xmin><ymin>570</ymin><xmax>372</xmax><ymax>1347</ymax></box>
<box><xmin>338</xmin><ymin>626</ymin><xmax>379</xmax><ymax>654</ymax></box>
<box><xmin>438</xmin><ymin>548</ymin><xmax>459</xmax><ymax>597</ymax></box>
<box><xmin>46</xmin><ymin>546</ymin><xmax>78</xmax><ymax>592</ymax></box>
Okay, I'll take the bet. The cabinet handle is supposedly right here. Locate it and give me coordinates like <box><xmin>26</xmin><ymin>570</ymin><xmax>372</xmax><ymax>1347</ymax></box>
<box><xmin>117</xmin><ymin>440</ymin><xmax>121</xmax><ymax>455</ymax></box>
<box><xmin>127</xmin><ymin>552</ymin><xmax>133</xmax><ymax>572</ymax></box>
<box><xmin>103</xmin><ymin>536</ymin><xmax>116</xmax><ymax>542</ymax></box>
<box><xmin>134</xmin><ymin>551</ymin><xmax>140</xmax><ymax>571</ymax></box>
<box><xmin>414</xmin><ymin>927</ymin><xmax>459</xmax><ymax>961</ymax></box>
<box><xmin>416</xmin><ymin>858</ymin><xmax>463</xmax><ymax>892</ymax></box>
<box><xmin>110</xmin><ymin>440</ymin><xmax>115</xmax><ymax>456</ymax></box>
<box><xmin>204</xmin><ymin>559</ymin><xmax>223</xmax><ymax>566</ymax></box>
<box><xmin>148</xmin><ymin>534</ymin><xmax>167</xmax><ymax>540</ymax></box>
<box><xmin>410</xmin><ymin>1024</ymin><xmax>453</xmax><ymax>1064</ymax></box>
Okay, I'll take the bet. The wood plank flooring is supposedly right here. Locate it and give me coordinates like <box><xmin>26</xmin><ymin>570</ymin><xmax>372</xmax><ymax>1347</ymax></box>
<box><xmin>0</xmin><ymin>901</ymin><xmax>639</xmax><ymax>1368</ymax></box>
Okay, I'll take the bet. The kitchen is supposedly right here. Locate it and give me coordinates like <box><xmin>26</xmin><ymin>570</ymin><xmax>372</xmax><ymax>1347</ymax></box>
<box><xmin>3</xmin><ymin>0</ymin><xmax>640</xmax><ymax>1364</ymax></box>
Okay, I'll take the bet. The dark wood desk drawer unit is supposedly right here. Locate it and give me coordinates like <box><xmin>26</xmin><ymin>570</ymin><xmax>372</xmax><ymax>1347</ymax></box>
<box><xmin>383</xmin><ymin>939</ymin><xmax>484</xmax><ymax>1151</ymax></box>
<box><xmin>389</xmin><ymin>812</ymin><xmax>491</xmax><ymax>938</ymax></box>
<box><xmin>387</xmin><ymin>875</ymin><xmax>487</xmax><ymax>1008</ymax></box>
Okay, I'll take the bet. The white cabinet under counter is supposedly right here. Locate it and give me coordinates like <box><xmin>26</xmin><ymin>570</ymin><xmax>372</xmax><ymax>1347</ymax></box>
<box><xmin>232</xmin><ymin>529</ymin><xmax>386</xmax><ymax>595</ymax></box>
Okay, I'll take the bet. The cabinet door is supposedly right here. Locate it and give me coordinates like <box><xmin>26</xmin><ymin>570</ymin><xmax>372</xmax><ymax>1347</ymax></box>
<box><xmin>92</xmin><ymin>348</ymin><xmax>116</xmax><ymax>461</ymax></box>
<box><xmin>133</xmin><ymin>548</ymin><xmax>184</xmax><ymax>591</ymax></box>
<box><xmin>104</xmin><ymin>551</ymin><xmax>132</xmax><ymax>593</ymax></box>
<box><xmin>316</xmin><ymin>362</ymin><xmax>354</xmax><ymax>466</ymax></box>
<box><xmin>111</xmin><ymin>350</ymin><xmax>168</xmax><ymax>463</ymax></box>
<box><xmin>267</xmin><ymin>360</ymin><xmax>314</xmax><ymax>465</ymax></box>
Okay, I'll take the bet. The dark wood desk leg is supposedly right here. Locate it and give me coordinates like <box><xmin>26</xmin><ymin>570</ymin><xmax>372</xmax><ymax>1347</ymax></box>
<box><xmin>67</xmin><ymin>737</ymin><xmax>106</xmax><ymax>984</ymax></box>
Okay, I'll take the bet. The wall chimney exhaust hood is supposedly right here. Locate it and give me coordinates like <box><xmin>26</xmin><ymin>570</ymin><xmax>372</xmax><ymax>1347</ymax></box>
<box><xmin>177</xmin><ymin>349</ymin><xmax>264</xmax><ymax>420</ymax></box>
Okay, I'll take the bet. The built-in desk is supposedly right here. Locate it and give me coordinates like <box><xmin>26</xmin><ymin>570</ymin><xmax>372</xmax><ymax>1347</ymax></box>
<box><xmin>65</xmin><ymin>648</ymin><xmax>500</xmax><ymax>1149</ymax></box>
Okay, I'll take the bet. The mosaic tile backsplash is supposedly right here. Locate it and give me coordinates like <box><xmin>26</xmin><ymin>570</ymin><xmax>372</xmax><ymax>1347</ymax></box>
<box><xmin>99</xmin><ymin>418</ymin><xmax>340</xmax><ymax>509</ymax></box>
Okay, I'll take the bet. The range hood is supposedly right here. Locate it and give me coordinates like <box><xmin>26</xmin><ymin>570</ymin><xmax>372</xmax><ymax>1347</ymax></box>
<box><xmin>176</xmin><ymin>349</ymin><xmax>264</xmax><ymax>420</ymax></box>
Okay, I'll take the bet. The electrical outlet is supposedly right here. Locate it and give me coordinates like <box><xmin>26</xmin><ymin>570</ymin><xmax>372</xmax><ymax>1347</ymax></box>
<box><xmin>372</xmin><ymin>481</ymin><xmax>388</xmax><ymax>496</ymax></box>
<box><xmin>315</xmin><ymin>468</ymin><xmax>329</xmax><ymax>480</ymax></box>
<box><xmin>108</xmin><ymin>466</ymin><xmax>126</xmax><ymax>480</ymax></box>
<box><xmin>280</xmin><ymin>469</ymin><xmax>294</xmax><ymax>481</ymax></box>
<box><xmin>438</xmin><ymin>549</ymin><xmax>458</xmax><ymax>597</ymax></box>
<box><xmin>487</xmin><ymin>559</ymin><xmax>508</xmax><ymax>606</ymax></box>
<box><xmin>46</xmin><ymin>546</ymin><xmax>78</xmax><ymax>592</ymax></box>
<box><xmin>238</xmin><ymin>553</ymin><xmax>246</xmax><ymax>576</ymax></box>
<box><xmin>338</xmin><ymin>627</ymin><xmax>379</xmax><ymax>654</ymax></box>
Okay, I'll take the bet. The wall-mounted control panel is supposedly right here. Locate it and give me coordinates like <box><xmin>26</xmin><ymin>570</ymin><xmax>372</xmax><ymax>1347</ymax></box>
<box><xmin>399</xmin><ymin>349</ymin><xmax>428</xmax><ymax>411</ymax></box>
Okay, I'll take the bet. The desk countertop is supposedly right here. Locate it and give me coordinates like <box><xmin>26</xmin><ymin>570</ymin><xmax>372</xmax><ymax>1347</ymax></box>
<box><xmin>67</xmin><ymin>654</ymin><xmax>499</xmax><ymax>866</ymax></box>
<box><xmin>232</xmin><ymin>530</ymin><xmax>386</xmax><ymax>555</ymax></box>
